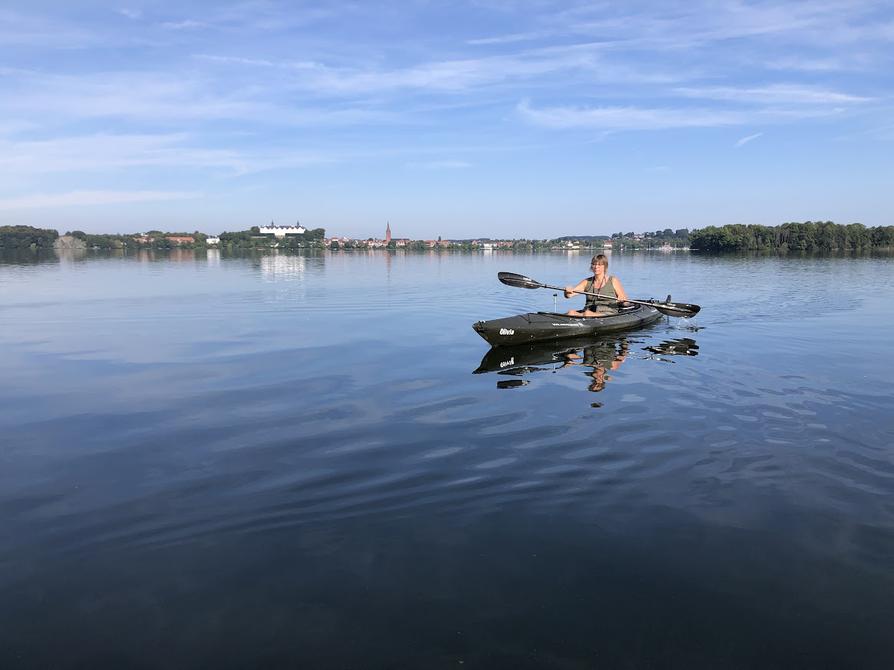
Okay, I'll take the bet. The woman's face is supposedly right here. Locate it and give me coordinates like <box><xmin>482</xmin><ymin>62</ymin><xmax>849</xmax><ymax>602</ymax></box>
<box><xmin>591</xmin><ymin>261</ymin><xmax>607</xmax><ymax>275</ymax></box>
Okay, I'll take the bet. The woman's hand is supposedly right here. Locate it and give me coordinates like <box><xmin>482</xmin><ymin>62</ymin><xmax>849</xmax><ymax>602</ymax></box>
<box><xmin>564</xmin><ymin>286</ymin><xmax>574</xmax><ymax>298</ymax></box>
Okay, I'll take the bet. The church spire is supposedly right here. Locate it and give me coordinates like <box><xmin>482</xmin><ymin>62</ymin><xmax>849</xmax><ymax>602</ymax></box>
<box><xmin>385</xmin><ymin>222</ymin><xmax>392</xmax><ymax>243</ymax></box>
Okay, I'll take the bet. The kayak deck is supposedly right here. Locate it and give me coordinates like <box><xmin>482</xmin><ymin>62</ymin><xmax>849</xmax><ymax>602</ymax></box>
<box><xmin>473</xmin><ymin>304</ymin><xmax>662</xmax><ymax>346</ymax></box>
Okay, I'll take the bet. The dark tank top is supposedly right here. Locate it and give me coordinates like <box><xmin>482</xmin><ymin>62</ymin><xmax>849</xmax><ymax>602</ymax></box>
<box><xmin>584</xmin><ymin>275</ymin><xmax>617</xmax><ymax>310</ymax></box>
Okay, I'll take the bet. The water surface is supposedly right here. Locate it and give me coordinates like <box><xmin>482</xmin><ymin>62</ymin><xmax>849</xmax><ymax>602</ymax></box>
<box><xmin>1</xmin><ymin>249</ymin><xmax>892</xmax><ymax>668</ymax></box>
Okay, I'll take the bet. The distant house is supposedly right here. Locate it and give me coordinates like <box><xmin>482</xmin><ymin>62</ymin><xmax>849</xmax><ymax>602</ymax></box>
<box><xmin>258</xmin><ymin>222</ymin><xmax>307</xmax><ymax>238</ymax></box>
<box><xmin>166</xmin><ymin>236</ymin><xmax>194</xmax><ymax>245</ymax></box>
<box><xmin>602</xmin><ymin>240</ymin><xmax>613</xmax><ymax>249</ymax></box>
<box><xmin>205</xmin><ymin>236</ymin><xmax>221</xmax><ymax>245</ymax></box>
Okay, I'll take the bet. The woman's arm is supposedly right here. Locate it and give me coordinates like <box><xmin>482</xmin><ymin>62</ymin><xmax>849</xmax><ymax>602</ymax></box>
<box><xmin>564</xmin><ymin>278</ymin><xmax>589</xmax><ymax>299</ymax></box>
<box><xmin>611</xmin><ymin>277</ymin><xmax>629</xmax><ymax>302</ymax></box>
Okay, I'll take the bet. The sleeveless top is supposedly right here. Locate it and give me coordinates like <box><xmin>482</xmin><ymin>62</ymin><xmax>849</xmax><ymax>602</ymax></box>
<box><xmin>584</xmin><ymin>275</ymin><xmax>617</xmax><ymax>310</ymax></box>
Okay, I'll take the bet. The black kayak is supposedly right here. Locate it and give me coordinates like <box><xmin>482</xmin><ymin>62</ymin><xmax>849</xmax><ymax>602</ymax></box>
<box><xmin>473</xmin><ymin>304</ymin><xmax>662</xmax><ymax>346</ymax></box>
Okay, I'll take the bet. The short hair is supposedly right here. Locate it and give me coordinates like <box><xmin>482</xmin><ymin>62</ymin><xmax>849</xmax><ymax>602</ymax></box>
<box><xmin>590</xmin><ymin>254</ymin><xmax>608</xmax><ymax>268</ymax></box>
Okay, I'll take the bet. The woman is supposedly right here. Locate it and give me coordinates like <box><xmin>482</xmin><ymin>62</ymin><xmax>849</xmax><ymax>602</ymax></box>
<box><xmin>564</xmin><ymin>254</ymin><xmax>629</xmax><ymax>317</ymax></box>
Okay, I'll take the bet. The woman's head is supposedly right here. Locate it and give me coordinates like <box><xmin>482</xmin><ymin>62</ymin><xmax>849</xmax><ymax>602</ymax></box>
<box><xmin>590</xmin><ymin>254</ymin><xmax>608</xmax><ymax>272</ymax></box>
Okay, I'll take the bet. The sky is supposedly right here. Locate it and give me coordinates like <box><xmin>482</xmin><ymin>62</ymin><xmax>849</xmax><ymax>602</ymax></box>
<box><xmin>0</xmin><ymin>0</ymin><xmax>892</xmax><ymax>238</ymax></box>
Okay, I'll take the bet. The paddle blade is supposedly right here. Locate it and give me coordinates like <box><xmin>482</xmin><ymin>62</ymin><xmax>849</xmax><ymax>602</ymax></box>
<box><xmin>654</xmin><ymin>302</ymin><xmax>701</xmax><ymax>318</ymax></box>
<box><xmin>498</xmin><ymin>272</ymin><xmax>543</xmax><ymax>289</ymax></box>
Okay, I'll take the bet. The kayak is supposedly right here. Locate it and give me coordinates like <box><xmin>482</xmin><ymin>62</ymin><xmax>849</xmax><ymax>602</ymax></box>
<box><xmin>472</xmin><ymin>304</ymin><xmax>662</xmax><ymax>346</ymax></box>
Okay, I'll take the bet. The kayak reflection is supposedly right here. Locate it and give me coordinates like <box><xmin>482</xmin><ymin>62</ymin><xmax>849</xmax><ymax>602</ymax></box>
<box><xmin>474</xmin><ymin>335</ymin><xmax>631</xmax><ymax>402</ymax></box>
<box><xmin>474</xmin><ymin>334</ymin><xmax>700</xmax><ymax>404</ymax></box>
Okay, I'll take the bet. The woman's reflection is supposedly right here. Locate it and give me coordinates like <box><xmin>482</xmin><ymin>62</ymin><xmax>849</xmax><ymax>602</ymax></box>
<box><xmin>559</xmin><ymin>338</ymin><xmax>630</xmax><ymax>397</ymax></box>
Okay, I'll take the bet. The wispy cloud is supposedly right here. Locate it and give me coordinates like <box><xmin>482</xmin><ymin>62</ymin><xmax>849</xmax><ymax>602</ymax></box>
<box><xmin>161</xmin><ymin>20</ymin><xmax>209</xmax><ymax>30</ymax></box>
<box><xmin>735</xmin><ymin>132</ymin><xmax>764</xmax><ymax>147</ymax></box>
<box><xmin>517</xmin><ymin>95</ymin><xmax>857</xmax><ymax>132</ymax></box>
<box><xmin>116</xmin><ymin>8</ymin><xmax>142</xmax><ymax>20</ymax></box>
<box><xmin>0</xmin><ymin>120</ymin><xmax>36</xmax><ymax>136</ymax></box>
<box><xmin>517</xmin><ymin>99</ymin><xmax>746</xmax><ymax>131</ymax></box>
<box><xmin>196</xmin><ymin>40</ymin><xmax>677</xmax><ymax>98</ymax></box>
<box><xmin>674</xmin><ymin>84</ymin><xmax>871</xmax><ymax>105</ymax></box>
<box><xmin>0</xmin><ymin>133</ymin><xmax>338</xmax><ymax>176</ymax></box>
<box><xmin>0</xmin><ymin>190</ymin><xmax>201</xmax><ymax>211</ymax></box>
<box><xmin>155</xmin><ymin>2</ymin><xmax>341</xmax><ymax>34</ymax></box>
<box><xmin>551</xmin><ymin>1</ymin><xmax>890</xmax><ymax>52</ymax></box>
<box><xmin>467</xmin><ymin>31</ymin><xmax>549</xmax><ymax>46</ymax></box>
<box><xmin>0</xmin><ymin>9</ymin><xmax>97</xmax><ymax>48</ymax></box>
<box><xmin>406</xmin><ymin>160</ymin><xmax>472</xmax><ymax>170</ymax></box>
<box><xmin>0</xmin><ymin>69</ymin><xmax>397</xmax><ymax>126</ymax></box>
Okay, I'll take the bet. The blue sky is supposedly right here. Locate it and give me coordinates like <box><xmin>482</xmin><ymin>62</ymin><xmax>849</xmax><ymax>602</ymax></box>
<box><xmin>0</xmin><ymin>1</ymin><xmax>892</xmax><ymax>238</ymax></box>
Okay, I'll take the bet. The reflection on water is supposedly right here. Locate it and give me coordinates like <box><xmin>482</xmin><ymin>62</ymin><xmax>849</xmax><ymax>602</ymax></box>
<box><xmin>259</xmin><ymin>253</ymin><xmax>308</xmax><ymax>281</ymax></box>
<box><xmin>0</xmin><ymin>249</ymin><xmax>61</xmax><ymax>266</ymax></box>
<box><xmin>496</xmin><ymin>379</ymin><xmax>530</xmax><ymax>389</ymax></box>
<box><xmin>475</xmin><ymin>334</ymin><xmax>680</xmax><ymax>406</ymax></box>
<box><xmin>558</xmin><ymin>337</ymin><xmax>630</xmax><ymax>398</ymax></box>
<box><xmin>645</xmin><ymin>337</ymin><xmax>700</xmax><ymax>359</ymax></box>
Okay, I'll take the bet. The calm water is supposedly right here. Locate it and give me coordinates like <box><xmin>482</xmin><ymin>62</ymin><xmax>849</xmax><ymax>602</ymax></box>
<box><xmin>1</xmin><ymin>249</ymin><xmax>893</xmax><ymax>669</ymax></box>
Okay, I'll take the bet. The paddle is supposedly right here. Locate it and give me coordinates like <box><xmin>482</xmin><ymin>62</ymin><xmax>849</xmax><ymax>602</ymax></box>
<box><xmin>497</xmin><ymin>271</ymin><xmax>701</xmax><ymax>318</ymax></box>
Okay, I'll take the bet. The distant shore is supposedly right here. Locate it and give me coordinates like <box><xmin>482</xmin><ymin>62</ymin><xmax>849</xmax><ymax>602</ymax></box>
<box><xmin>2</xmin><ymin>221</ymin><xmax>892</xmax><ymax>253</ymax></box>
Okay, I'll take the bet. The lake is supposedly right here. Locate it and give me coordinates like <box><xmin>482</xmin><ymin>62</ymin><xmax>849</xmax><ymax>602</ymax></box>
<box><xmin>1</xmin><ymin>249</ymin><xmax>893</xmax><ymax>668</ymax></box>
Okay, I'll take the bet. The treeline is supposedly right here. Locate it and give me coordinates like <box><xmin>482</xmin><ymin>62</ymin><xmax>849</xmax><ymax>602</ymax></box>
<box><xmin>690</xmin><ymin>222</ymin><xmax>894</xmax><ymax>252</ymax></box>
<box><xmin>0</xmin><ymin>225</ymin><xmax>58</xmax><ymax>249</ymax></box>
<box><xmin>611</xmin><ymin>229</ymin><xmax>691</xmax><ymax>249</ymax></box>
<box><xmin>220</xmin><ymin>226</ymin><xmax>326</xmax><ymax>248</ymax></box>
<box><xmin>65</xmin><ymin>230</ymin><xmax>210</xmax><ymax>250</ymax></box>
<box><xmin>0</xmin><ymin>226</ymin><xmax>327</xmax><ymax>250</ymax></box>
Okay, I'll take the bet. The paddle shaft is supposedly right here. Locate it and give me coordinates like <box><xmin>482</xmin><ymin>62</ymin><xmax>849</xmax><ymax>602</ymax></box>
<box><xmin>537</xmin><ymin>280</ymin><xmax>652</xmax><ymax>309</ymax></box>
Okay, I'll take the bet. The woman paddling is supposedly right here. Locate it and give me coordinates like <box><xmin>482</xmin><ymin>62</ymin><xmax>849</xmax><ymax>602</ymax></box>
<box><xmin>564</xmin><ymin>254</ymin><xmax>629</xmax><ymax>317</ymax></box>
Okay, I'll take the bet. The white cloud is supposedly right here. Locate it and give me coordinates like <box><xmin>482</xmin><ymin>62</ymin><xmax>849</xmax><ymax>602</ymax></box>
<box><xmin>0</xmin><ymin>190</ymin><xmax>201</xmax><ymax>211</ymax></box>
<box><xmin>735</xmin><ymin>132</ymin><xmax>764</xmax><ymax>147</ymax></box>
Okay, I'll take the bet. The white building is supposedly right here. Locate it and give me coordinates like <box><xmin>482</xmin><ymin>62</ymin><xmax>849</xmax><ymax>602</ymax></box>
<box><xmin>258</xmin><ymin>222</ymin><xmax>307</xmax><ymax>238</ymax></box>
<box><xmin>206</xmin><ymin>236</ymin><xmax>221</xmax><ymax>245</ymax></box>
